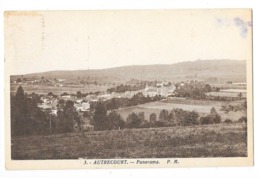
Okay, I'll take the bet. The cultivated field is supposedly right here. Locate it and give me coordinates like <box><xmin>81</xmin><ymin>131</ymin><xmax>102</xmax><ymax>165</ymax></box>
<box><xmin>11</xmin><ymin>123</ymin><xmax>247</xmax><ymax>159</ymax></box>
<box><xmin>117</xmin><ymin>98</ymin><xmax>246</xmax><ymax>121</ymax></box>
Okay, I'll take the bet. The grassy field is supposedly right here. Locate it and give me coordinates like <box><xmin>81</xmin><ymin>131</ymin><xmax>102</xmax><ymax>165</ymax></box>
<box><xmin>206</xmin><ymin>91</ymin><xmax>247</xmax><ymax>98</ymax></box>
<box><xmin>117</xmin><ymin>98</ymin><xmax>246</xmax><ymax>121</ymax></box>
<box><xmin>11</xmin><ymin>123</ymin><xmax>247</xmax><ymax>159</ymax></box>
<box><xmin>11</xmin><ymin>84</ymin><xmax>111</xmax><ymax>95</ymax></box>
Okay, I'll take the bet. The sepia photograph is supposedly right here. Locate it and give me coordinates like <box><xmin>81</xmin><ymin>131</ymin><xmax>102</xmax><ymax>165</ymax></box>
<box><xmin>4</xmin><ymin>9</ymin><xmax>253</xmax><ymax>169</ymax></box>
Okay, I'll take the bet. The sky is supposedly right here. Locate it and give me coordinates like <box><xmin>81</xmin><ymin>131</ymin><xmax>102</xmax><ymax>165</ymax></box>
<box><xmin>4</xmin><ymin>10</ymin><xmax>252</xmax><ymax>75</ymax></box>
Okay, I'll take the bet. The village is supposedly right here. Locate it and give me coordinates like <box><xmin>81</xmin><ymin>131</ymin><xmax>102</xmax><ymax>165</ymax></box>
<box><xmin>36</xmin><ymin>81</ymin><xmax>177</xmax><ymax>116</ymax></box>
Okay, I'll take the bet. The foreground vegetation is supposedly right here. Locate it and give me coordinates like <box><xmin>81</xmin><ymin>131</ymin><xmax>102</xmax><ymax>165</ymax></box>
<box><xmin>12</xmin><ymin>123</ymin><xmax>247</xmax><ymax>159</ymax></box>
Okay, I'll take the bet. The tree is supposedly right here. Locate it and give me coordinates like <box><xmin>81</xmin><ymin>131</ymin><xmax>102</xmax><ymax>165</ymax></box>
<box><xmin>61</xmin><ymin>92</ymin><xmax>69</xmax><ymax>96</ymax></box>
<box><xmin>126</xmin><ymin>112</ymin><xmax>143</xmax><ymax>128</ymax></box>
<box><xmin>63</xmin><ymin>100</ymin><xmax>78</xmax><ymax>133</ymax></box>
<box><xmin>93</xmin><ymin>102</ymin><xmax>108</xmax><ymax>131</ymax></box>
<box><xmin>107</xmin><ymin>110</ymin><xmax>125</xmax><ymax>130</ymax></box>
<box><xmin>15</xmin><ymin>85</ymin><xmax>27</xmax><ymax>108</ymax></box>
<box><xmin>224</xmin><ymin>119</ymin><xmax>233</xmax><ymax>124</ymax></box>
<box><xmin>209</xmin><ymin>107</ymin><xmax>221</xmax><ymax>124</ymax></box>
<box><xmin>12</xmin><ymin>86</ymin><xmax>28</xmax><ymax>135</ymax></box>
<box><xmin>188</xmin><ymin>110</ymin><xmax>199</xmax><ymax>125</ymax></box>
<box><xmin>57</xmin><ymin>99</ymin><xmax>66</xmax><ymax>109</ymax></box>
<box><xmin>238</xmin><ymin>92</ymin><xmax>243</xmax><ymax>98</ymax></box>
<box><xmin>159</xmin><ymin>109</ymin><xmax>168</xmax><ymax>124</ymax></box>
<box><xmin>204</xmin><ymin>84</ymin><xmax>212</xmax><ymax>92</ymax></box>
<box><xmin>48</xmin><ymin>92</ymin><xmax>54</xmax><ymax>96</ymax></box>
<box><xmin>238</xmin><ymin>116</ymin><xmax>247</xmax><ymax>124</ymax></box>
<box><xmin>11</xmin><ymin>85</ymin><xmax>47</xmax><ymax>136</ymax></box>
<box><xmin>16</xmin><ymin>78</ymin><xmax>22</xmax><ymax>83</ymax></box>
<box><xmin>200</xmin><ymin>116</ymin><xmax>213</xmax><ymax>125</ymax></box>
<box><xmin>200</xmin><ymin>107</ymin><xmax>221</xmax><ymax>125</ymax></box>
<box><xmin>221</xmin><ymin>101</ymin><xmax>247</xmax><ymax>114</ymax></box>
<box><xmin>149</xmin><ymin>113</ymin><xmax>157</xmax><ymax>127</ymax></box>
<box><xmin>149</xmin><ymin>113</ymin><xmax>157</xmax><ymax>123</ymax></box>
<box><xmin>210</xmin><ymin>107</ymin><xmax>217</xmax><ymax>115</ymax></box>
<box><xmin>76</xmin><ymin>91</ymin><xmax>82</xmax><ymax>98</ymax></box>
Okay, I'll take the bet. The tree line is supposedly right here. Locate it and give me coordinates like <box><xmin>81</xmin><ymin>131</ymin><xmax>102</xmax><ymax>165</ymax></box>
<box><xmin>92</xmin><ymin>102</ymin><xmax>223</xmax><ymax>131</ymax></box>
<box><xmin>93</xmin><ymin>92</ymin><xmax>162</xmax><ymax>111</ymax></box>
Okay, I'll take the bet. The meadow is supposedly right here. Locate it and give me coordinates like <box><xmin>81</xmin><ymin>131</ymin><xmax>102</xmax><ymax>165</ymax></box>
<box><xmin>206</xmin><ymin>91</ymin><xmax>247</xmax><ymax>98</ymax></box>
<box><xmin>117</xmin><ymin>98</ymin><xmax>246</xmax><ymax>121</ymax></box>
<box><xmin>11</xmin><ymin>123</ymin><xmax>247</xmax><ymax>159</ymax></box>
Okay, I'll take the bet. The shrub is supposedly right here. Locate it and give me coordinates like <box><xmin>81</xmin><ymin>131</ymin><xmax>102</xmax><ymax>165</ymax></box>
<box><xmin>224</xmin><ymin>119</ymin><xmax>233</xmax><ymax>124</ymax></box>
<box><xmin>238</xmin><ymin>116</ymin><xmax>247</xmax><ymax>124</ymax></box>
<box><xmin>155</xmin><ymin>120</ymin><xmax>165</xmax><ymax>127</ymax></box>
<box><xmin>212</xmin><ymin>114</ymin><xmax>221</xmax><ymax>124</ymax></box>
<box><xmin>200</xmin><ymin>116</ymin><xmax>214</xmax><ymax>125</ymax></box>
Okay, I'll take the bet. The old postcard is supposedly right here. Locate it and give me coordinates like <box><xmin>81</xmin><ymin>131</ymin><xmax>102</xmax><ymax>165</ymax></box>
<box><xmin>4</xmin><ymin>9</ymin><xmax>253</xmax><ymax>169</ymax></box>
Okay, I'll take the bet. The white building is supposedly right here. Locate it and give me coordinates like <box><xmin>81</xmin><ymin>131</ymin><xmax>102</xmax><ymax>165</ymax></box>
<box><xmin>74</xmin><ymin>102</ymin><xmax>90</xmax><ymax>112</ymax></box>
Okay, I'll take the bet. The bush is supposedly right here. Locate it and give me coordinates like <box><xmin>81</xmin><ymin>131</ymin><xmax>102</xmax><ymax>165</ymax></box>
<box><xmin>213</xmin><ymin>114</ymin><xmax>221</xmax><ymax>124</ymax></box>
<box><xmin>200</xmin><ymin>116</ymin><xmax>214</xmax><ymax>125</ymax></box>
<box><xmin>224</xmin><ymin>119</ymin><xmax>233</xmax><ymax>124</ymax></box>
<box><xmin>238</xmin><ymin>116</ymin><xmax>247</xmax><ymax>124</ymax></box>
<box><xmin>155</xmin><ymin>120</ymin><xmax>165</xmax><ymax>127</ymax></box>
<box><xmin>200</xmin><ymin>107</ymin><xmax>221</xmax><ymax>125</ymax></box>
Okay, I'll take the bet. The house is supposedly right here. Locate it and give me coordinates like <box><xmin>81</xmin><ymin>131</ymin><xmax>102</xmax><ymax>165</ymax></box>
<box><xmin>123</xmin><ymin>91</ymin><xmax>135</xmax><ymax>98</ymax></box>
<box><xmin>158</xmin><ymin>87</ymin><xmax>169</xmax><ymax>97</ymax></box>
<box><xmin>51</xmin><ymin>109</ymin><xmax>58</xmax><ymax>116</ymax></box>
<box><xmin>157</xmin><ymin>81</ymin><xmax>167</xmax><ymax>87</ymax></box>
<box><xmin>74</xmin><ymin>102</ymin><xmax>90</xmax><ymax>112</ymax></box>
<box><xmin>57</xmin><ymin>79</ymin><xmax>65</xmax><ymax>82</ymax></box>
<box><xmin>98</xmin><ymin>93</ymin><xmax>112</xmax><ymax>101</ymax></box>
<box><xmin>111</xmin><ymin>92</ymin><xmax>121</xmax><ymax>98</ymax></box>
<box><xmin>37</xmin><ymin>103</ymin><xmax>52</xmax><ymax>110</ymax></box>
<box><xmin>144</xmin><ymin>86</ymin><xmax>158</xmax><ymax>97</ymax></box>
<box><xmin>167</xmin><ymin>84</ymin><xmax>176</xmax><ymax>93</ymax></box>
<box><xmin>85</xmin><ymin>94</ymin><xmax>98</xmax><ymax>102</ymax></box>
<box><xmin>76</xmin><ymin>99</ymin><xmax>83</xmax><ymax>104</ymax></box>
<box><xmin>61</xmin><ymin>95</ymin><xmax>71</xmax><ymax>100</ymax></box>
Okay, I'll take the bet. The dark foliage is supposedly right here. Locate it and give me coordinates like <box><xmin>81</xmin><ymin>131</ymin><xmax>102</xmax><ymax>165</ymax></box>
<box><xmin>11</xmin><ymin>86</ymin><xmax>47</xmax><ymax>136</ymax></box>
<box><xmin>238</xmin><ymin>116</ymin><xmax>247</xmax><ymax>124</ymax></box>
<box><xmin>224</xmin><ymin>119</ymin><xmax>233</xmax><ymax>124</ymax></box>
<box><xmin>200</xmin><ymin>107</ymin><xmax>221</xmax><ymax>125</ymax></box>
<box><xmin>93</xmin><ymin>102</ymin><xmax>109</xmax><ymax>131</ymax></box>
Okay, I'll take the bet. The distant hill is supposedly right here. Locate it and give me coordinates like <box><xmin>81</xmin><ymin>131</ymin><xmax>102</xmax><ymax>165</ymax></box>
<box><xmin>11</xmin><ymin>60</ymin><xmax>246</xmax><ymax>83</ymax></box>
